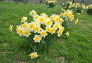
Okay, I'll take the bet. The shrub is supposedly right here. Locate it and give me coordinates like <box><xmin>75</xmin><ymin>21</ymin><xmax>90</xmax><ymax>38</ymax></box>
<box><xmin>62</xmin><ymin>1</ymin><xmax>86</xmax><ymax>13</ymax></box>
<box><xmin>46</xmin><ymin>0</ymin><xmax>57</xmax><ymax>8</ymax></box>
<box><xmin>86</xmin><ymin>4</ymin><xmax>92</xmax><ymax>15</ymax></box>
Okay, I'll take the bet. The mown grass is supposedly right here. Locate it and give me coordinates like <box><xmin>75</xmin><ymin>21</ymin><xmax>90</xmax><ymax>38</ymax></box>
<box><xmin>0</xmin><ymin>2</ymin><xmax>92</xmax><ymax>63</ymax></box>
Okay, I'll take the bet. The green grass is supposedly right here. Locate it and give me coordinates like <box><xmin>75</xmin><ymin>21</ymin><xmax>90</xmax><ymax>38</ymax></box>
<box><xmin>0</xmin><ymin>2</ymin><xmax>92</xmax><ymax>63</ymax></box>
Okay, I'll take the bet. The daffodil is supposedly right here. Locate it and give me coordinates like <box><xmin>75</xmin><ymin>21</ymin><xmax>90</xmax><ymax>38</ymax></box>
<box><xmin>45</xmin><ymin>21</ymin><xmax>52</xmax><ymax>26</ymax></box>
<box><xmin>77</xmin><ymin>13</ymin><xmax>81</xmax><ymax>15</ymax></box>
<box><xmin>33</xmin><ymin>15</ymin><xmax>39</xmax><ymax>20</ymax></box>
<box><xmin>59</xmin><ymin>27</ymin><xmax>64</xmax><ymax>32</ymax></box>
<box><xmin>65</xmin><ymin>32</ymin><xmax>70</xmax><ymax>36</ymax></box>
<box><xmin>21</xmin><ymin>17</ymin><xmax>27</xmax><ymax>23</ymax></box>
<box><xmin>9</xmin><ymin>25</ymin><xmax>13</xmax><ymax>32</ymax></box>
<box><xmin>16</xmin><ymin>26</ymin><xmax>23</xmax><ymax>36</ymax></box>
<box><xmin>57</xmin><ymin>27</ymin><xmax>64</xmax><ymax>37</ymax></box>
<box><xmin>33</xmin><ymin>26</ymin><xmax>41</xmax><ymax>33</ymax></box>
<box><xmin>29</xmin><ymin>52</ymin><xmax>39</xmax><ymax>59</ymax></box>
<box><xmin>62</xmin><ymin>10</ymin><xmax>73</xmax><ymax>18</ymax></box>
<box><xmin>39</xmin><ymin>16</ymin><xmax>46</xmax><ymax>23</ymax></box>
<box><xmin>50</xmin><ymin>28</ymin><xmax>56</xmax><ymax>34</ymax></box>
<box><xmin>17</xmin><ymin>29</ymin><xmax>23</xmax><ymax>36</ymax></box>
<box><xmin>56</xmin><ymin>18</ymin><xmax>64</xmax><ymax>23</ymax></box>
<box><xmin>23</xmin><ymin>30</ymin><xmax>31</xmax><ymax>37</ymax></box>
<box><xmin>69</xmin><ymin>16</ymin><xmax>74</xmax><ymax>21</ymax></box>
<box><xmin>21</xmin><ymin>23</ymin><xmax>28</xmax><ymax>28</ymax></box>
<box><xmin>33</xmin><ymin>35</ymin><xmax>42</xmax><ymax>43</ymax></box>
<box><xmin>40</xmin><ymin>30</ymin><xmax>48</xmax><ymax>38</ymax></box>
<box><xmin>46</xmin><ymin>27</ymin><xmax>52</xmax><ymax>32</ymax></box>
<box><xmin>30</xmin><ymin>10</ymin><xmax>37</xmax><ymax>16</ymax></box>
<box><xmin>53</xmin><ymin>23</ymin><xmax>61</xmax><ymax>30</ymax></box>
<box><xmin>40</xmin><ymin>13</ymin><xmax>48</xmax><ymax>18</ymax></box>
<box><xmin>50</xmin><ymin>14</ymin><xmax>60</xmax><ymax>21</ymax></box>
<box><xmin>28</xmin><ymin>22</ymin><xmax>35</xmax><ymax>29</ymax></box>
<box><xmin>75</xmin><ymin>18</ymin><xmax>79</xmax><ymax>24</ymax></box>
<box><xmin>57</xmin><ymin>31</ymin><xmax>63</xmax><ymax>37</ymax></box>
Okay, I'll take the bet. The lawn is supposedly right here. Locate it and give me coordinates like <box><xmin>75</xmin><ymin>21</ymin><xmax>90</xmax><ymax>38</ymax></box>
<box><xmin>0</xmin><ymin>2</ymin><xmax>92</xmax><ymax>63</ymax></box>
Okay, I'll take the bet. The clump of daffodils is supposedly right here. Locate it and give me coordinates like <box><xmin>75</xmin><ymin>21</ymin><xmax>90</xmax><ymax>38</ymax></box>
<box><xmin>62</xmin><ymin>1</ymin><xmax>86</xmax><ymax>13</ymax></box>
<box><xmin>46</xmin><ymin>0</ymin><xmax>56</xmax><ymax>4</ymax></box>
<box><xmin>10</xmin><ymin>10</ymin><xmax>78</xmax><ymax>59</ymax></box>
<box><xmin>16</xmin><ymin>10</ymin><xmax>66</xmax><ymax>40</ymax></box>
<box><xmin>46</xmin><ymin>0</ymin><xmax>57</xmax><ymax>7</ymax></box>
<box><xmin>86</xmin><ymin>4</ymin><xmax>92</xmax><ymax>15</ymax></box>
<box><xmin>86</xmin><ymin>4</ymin><xmax>92</xmax><ymax>9</ymax></box>
<box><xmin>60</xmin><ymin>10</ymin><xmax>75</xmax><ymax>21</ymax></box>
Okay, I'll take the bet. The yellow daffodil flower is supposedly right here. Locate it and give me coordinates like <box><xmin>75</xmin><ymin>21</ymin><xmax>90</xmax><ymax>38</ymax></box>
<box><xmin>17</xmin><ymin>29</ymin><xmax>23</xmax><ymax>36</ymax></box>
<box><xmin>33</xmin><ymin>35</ymin><xmax>42</xmax><ymax>43</ymax></box>
<box><xmin>16</xmin><ymin>26</ymin><xmax>23</xmax><ymax>36</ymax></box>
<box><xmin>57</xmin><ymin>31</ymin><xmax>63</xmax><ymax>37</ymax></box>
<box><xmin>29</xmin><ymin>52</ymin><xmax>39</xmax><ymax>59</ymax></box>
<box><xmin>23</xmin><ymin>30</ymin><xmax>31</xmax><ymax>37</ymax></box>
<box><xmin>75</xmin><ymin>18</ymin><xmax>79</xmax><ymax>24</ymax></box>
<box><xmin>30</xmin><ymin>10</ymin><xmax>37</xmax><ymax>16</ymax></box>
<box><xmin>46</xmin><ymin>27</ymin><xmax>52</xmax><ymax>32</ymax></box>
<box><xmin>9</xmin><ymin>25</ymin><xmax>13</xmax><ymax>32</ymax></box>
<box><xmin>40</xmin><ymin>30</ymin><xmax>48</xmax><ymax>38</ymax></box>
<box><xmin>45</xmin><ymin>21</ymin><xmax>52</xmax><ymax>26</ymax></box>
<box><xmin>21</xmin><ymin>16</ymin><xmax>27</xmax><ymax>22</ymax></box>
<box><xmin>65</xmin><ymin>32</ymin><xmax>70</xmax><ymax>36</ymax></box>
<box><xmin>57</xmin><ymin>27</ymin><xmax>64</xmax><ymax>37</ymax></box>
<box><xmin>50</xmin><ymin>28</ymin><xmax>56</xmax><ymax>34</ymax></box>
<box><xmin>57</xmin><ymin>18</ymin><xmax>64</xmax><ymax>23</ymax></box>
<box><xmin>21</xmin><ymin>23</ymin><xmax>27</xmax><ymax>28</ymax></box>
<box><xmin>33</xmin><ymin>26</ymin><xmax>41</xmax><ymax>33</ymax></box>
<box><xmin>59</xmin><ymin>27</ymin><xmax>64</xmax><ymax>32</ymax></box>
<box><xmin>53</xmin><ymin>23</ymin><xmax>61</xmax><ymax>30</ymax></box>
<box><xmin>28</xmin><ymin>23</ymin><xmax>35</xmax><ymax>29</ymax></box>
<box><xmin>69</xmin><ymin>16</ymin><xmax>74</xmax><ymax>21</ymax></box>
